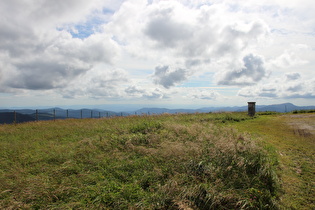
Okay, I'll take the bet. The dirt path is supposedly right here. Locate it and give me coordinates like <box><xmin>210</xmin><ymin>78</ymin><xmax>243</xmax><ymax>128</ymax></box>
<box><xmin>234</xmin><ymin>113</ymin><xmax>315</xmax><ymax>209</ymax></box>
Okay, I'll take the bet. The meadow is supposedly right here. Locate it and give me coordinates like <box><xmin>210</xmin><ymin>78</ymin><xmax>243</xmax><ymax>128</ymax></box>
<box><xmin>0</xmin><ymin>112</ymin><xmax>314</xmax><ymax>209</ymax></box>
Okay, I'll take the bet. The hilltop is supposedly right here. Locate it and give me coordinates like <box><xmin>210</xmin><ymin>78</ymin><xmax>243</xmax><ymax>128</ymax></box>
<box><xmin>0</xmin><ymin>112</ymin><xmax>314</xmax><ymax>209</ymax></box>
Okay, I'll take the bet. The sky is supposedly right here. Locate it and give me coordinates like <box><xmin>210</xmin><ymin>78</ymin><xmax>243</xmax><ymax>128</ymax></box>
<box><xmin>0</xmin><ymin>0</ymin><xmax>314</xmax><ymax>109</ymax></box>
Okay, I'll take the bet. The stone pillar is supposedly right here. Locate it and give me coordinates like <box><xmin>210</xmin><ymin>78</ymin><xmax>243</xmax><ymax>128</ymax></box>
<box><xmin>248</xmin><ymin>102</ymin><xmax>256</xmax><ymax>117</ymax></box>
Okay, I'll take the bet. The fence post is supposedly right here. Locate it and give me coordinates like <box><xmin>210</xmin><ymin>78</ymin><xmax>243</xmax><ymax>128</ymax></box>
<box><xmin>14</xmin><ymin>111</ymin><xmax>16</xmax><ymax>124</ymax></box>
<box><xmin>53</xmin><ymin>109</ymin><xmax>56</xmax><ymax>121</ymax></box>
<box><xmin>36</xmin><ymin>109</ymin><xmax>38</xmax><ymax>121</ymax></box>
<box><xmin>99</xmin><ymin>112</ymin><xmax>101</xmax><ymax>118</ymax></box>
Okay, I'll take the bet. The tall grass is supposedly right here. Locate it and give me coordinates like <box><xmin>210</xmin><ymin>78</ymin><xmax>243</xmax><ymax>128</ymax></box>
<box><xmin>233</xmin><ymin>114</ymin><xmax>315</xmax><ymax>209</ymax></box>
<box><xmin>0</xmin><ymin>113</ymin><xmax>279</xmax><ymax>209</ymax></box>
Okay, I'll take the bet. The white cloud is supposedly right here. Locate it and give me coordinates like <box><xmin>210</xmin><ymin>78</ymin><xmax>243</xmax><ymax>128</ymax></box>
<box><xmin>270</xmin><ymin>49</ymin><xmax>309</xmax><ymax>69</ymax></box>
<box><xmin>0</xmin><ymin>0</ymin><xmax>314</xmax><ymax>107</ymax></box>
<box><xmin>123</xmin><ymin>85</ymin><xmax>222</xmax><ymax>102</ymax></box>
<box><xmin>217</xmin><ymin>54</ymin><xmax>269</xmax><ymax>86</ymax></box>
<box><xmin>61</xmin><ymin>66</ymin><xmax>129</xmax><ymax>99</ymax></box>
<box><xmin>144</xmin><ymin>1</ymin><xmax>194</xmax><ymax>48</ymax></box>
<box><xmin>188</xmin><ymin>89</ymin><xmax>220</xmax><ymax>100</ymax></box>
<box><xmin>153</xmin><ymin>65</ymin><xmax>189</xmax><ymax>88</ymax></box>
<box><xmin>238</xmin><ymin>73</ymin><xmax>315</xmax><ymax>99</ymax></box>
<box><xmin>0</xmin><ymin>32</ymin><xmax>119</xmax><ymax>91</ymax></box>
<box><xmin>0</xmin><ymin>1</ymin><xmax>120</xmax><ymax>92</ymax></box>
<box><xmin>106</xmin><ymin>1</ymin><xmax>269</xmax><ymax>71</ymax></box>
<box><xmin>125</xmin><ymin>85</ymin><xmax>166</xmax><ymax>100</ymax></box>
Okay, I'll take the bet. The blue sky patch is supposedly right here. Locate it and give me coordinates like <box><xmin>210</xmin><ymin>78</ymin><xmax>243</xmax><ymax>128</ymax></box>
<box><xmin>70</xmin><ymin>17</ymin><xmax>105</xmax><ymax>39</ymax></box>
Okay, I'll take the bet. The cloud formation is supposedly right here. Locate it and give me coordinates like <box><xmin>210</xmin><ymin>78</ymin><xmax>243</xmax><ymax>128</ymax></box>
<box><xmin>125</xmin><ymin>86</ymin><xmax>165</xmax><ymax>100</ymax></box>
<box><xmin>238</xmin><ymin>73</ymin><xmax>315</xmax><ymax>99</ymax></box>
<box><xmin>217</xmin><ymin>54</ymin><xmax>268</xmax><ymax>86</ymax></box>
<box><xmin>0</xmin><ymin>0</ymin><xmax>314</xmax><ymax>107</ymax></box>
<box><xmin>61</xmin><ymin>66</ymin><xmax>128</xmax><ymax>99</ymax></box>
<box><xmin>0</xmin><ymin>0</ymin><xmax>119</xmax><ymax>92</ymax></box>
<box><xmin>285</xmin><ymin>72</ymin><xmax>301</xmax><ymax>81</ymax></box>
<box><xmin>0</xmin><ymin>0</ymin><xmax>270</xmax><ymax>94</ymax></box>
<box><xmin>188</xmin><ymin>89</ymin><xmax>220</xmax><ymax>100</ymax></box>
<box><xmin>153</xmin><ymin>65</ymin><xmax>189</xmax><ymax>88</ymax></box>
<box><xmin>106</xmin><ymin>1</ymin><xmax>269</xmax><ymax>84</ymax></box>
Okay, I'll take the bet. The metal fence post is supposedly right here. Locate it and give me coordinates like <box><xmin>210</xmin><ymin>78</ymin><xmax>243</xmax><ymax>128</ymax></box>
<box><xmin>14</xmin><ymin>111</ymin><xmax>16</xmax><ymax>124</ymax></box>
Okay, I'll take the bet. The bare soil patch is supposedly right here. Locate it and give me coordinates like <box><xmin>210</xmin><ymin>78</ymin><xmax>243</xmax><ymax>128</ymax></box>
<box><xmin>284</xmin><ymin>114</ymin><xmax>315</xmax><ymax>137</ymax></box>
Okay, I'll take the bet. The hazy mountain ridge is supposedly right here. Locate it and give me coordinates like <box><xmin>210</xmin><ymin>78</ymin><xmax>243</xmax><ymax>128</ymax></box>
<box><xmin>0</xmin><ymin>108</ymin><xmax>121</xmax><ymax>124</ymax></box>
<box><xmin>1</xmin><ymin>103</ymin><xmax>314</xmax><ymax>124</ymax></box>
<box><xmin>135</xmin><ymin>103</ymin><xmax>315</xmax><ymax>114</ymax></box>
<box><xmin>0</xmin><ymin>112</ymin><xmax>35</xmax><ymax>124</ymax></box>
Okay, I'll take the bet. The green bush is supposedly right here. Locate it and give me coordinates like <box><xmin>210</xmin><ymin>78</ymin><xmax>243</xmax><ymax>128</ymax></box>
<box><xmin>292</xmin><ymin>109</ymin><xmax>315</xmax><ymax>114</ymax></box>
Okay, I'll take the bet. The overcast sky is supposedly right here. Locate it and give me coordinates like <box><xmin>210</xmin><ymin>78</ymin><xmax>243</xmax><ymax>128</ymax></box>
<box><xmin>0</xmin><ymin>0</ymin><xmax>314</xmax><ymax>109</ymax></box>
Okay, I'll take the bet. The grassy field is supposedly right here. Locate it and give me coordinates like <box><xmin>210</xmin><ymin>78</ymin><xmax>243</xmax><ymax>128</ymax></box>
<box><xmin>0</xmin><ymin>112</ymin><xmax>313</xmax><ymax>209</ymax></box>
<box><xmin>234</xmin><ymin>113</ymin><xmax>315</xmax><ymax>209</ymax></box>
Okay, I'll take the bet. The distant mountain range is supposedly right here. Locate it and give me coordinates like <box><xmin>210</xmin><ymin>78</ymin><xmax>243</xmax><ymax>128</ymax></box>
<box><xmin>1</xmin><ymin>103</ymin><xmax>314</xmax><ymax>124</ymax></box>
<box><xmin>0</xmin><ymin>112</ymin><xmax>36</xmax><ymax>124</ymax></box>
<box><xmin>0</xmin><ymin>108</ymin><xmax>121</xmax><ymax>124</ymax></box>
<box><xmin>134</xmin><ymin>103</ymin><xmax>315</xmax><ymax>114</ymax></box>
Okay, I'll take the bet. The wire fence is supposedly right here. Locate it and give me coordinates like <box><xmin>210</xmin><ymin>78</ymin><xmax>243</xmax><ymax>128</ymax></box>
<box><xmin>0</xmin><ymin>109</ymin><xmax>156</xmax><ymax>124</ymax></box>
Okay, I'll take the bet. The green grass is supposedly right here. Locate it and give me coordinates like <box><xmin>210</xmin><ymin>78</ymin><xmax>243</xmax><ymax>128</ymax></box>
<box><xmin>0</xmin><ymin>113</ymin><xmax>287</xmax><ymax>209</ymax></box>
<box><xmin>234</xmin><ymin>113</ymin><xmax>315</xmax><ymax>209</ymax></box>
